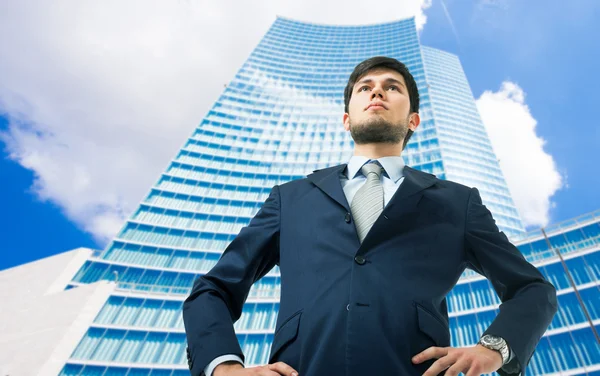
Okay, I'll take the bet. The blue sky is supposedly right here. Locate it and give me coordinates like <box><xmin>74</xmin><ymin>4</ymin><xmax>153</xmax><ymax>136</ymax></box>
<box><xmin>0</xmin><ymin>120</ymin><xmax>98</xmax><ymax>266</ymax></box>
<box><xmin>1</xmin><ymin>0</ymin><xmax>599</xmax><ymax>270</ymax></box>
<box><xmin>420</xmin><ymin>0</ymin><xmax>600</xmax><ymax>221</ymax></box>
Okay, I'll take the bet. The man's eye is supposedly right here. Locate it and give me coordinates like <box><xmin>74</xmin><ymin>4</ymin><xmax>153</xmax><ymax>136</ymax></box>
<box><xmin>359</xmin><ymin>86</ymin><xmax>370</xmax><ymax>92</ymax></box>
<box><xmin>388</xmin><ymin>86</ymin><xmax>399</xmax><ymax>91</ymax></box>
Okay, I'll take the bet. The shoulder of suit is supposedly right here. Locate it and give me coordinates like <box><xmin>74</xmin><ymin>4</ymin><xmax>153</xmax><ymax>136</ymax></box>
<box><xmin>274</xmin><ymin>165</ymin><xmax>342</xmax><ymax>190</ymax></box>
<box><xmin>277</xmin><ymin>175</ymin><xmax>312</xmax><ymax>189</ymax></box>
<box><xmin>403</xmin><ymin>166</ymin><xmax>473</xmax><ymax>192</ymax></box>
<box><xmin>311</xmin><ymin>165</ymin><xmax>343</xmax><ymax>174</ymax></box>
<box><xmin>432</xmin><ymin>175</ymin><xmax>474</xmax><ymax>193</ymax></box>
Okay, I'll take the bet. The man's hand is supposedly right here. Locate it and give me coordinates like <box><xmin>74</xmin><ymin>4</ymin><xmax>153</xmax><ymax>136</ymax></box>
<box><xmin>214</xmin><ymin>361</ymin><xmax>298</xmax><ymax>376</ymax></box>
<box><xmin>412</xmin><ymin>344</ymin><xmax>503</xmax><ymax>376</ymax></box>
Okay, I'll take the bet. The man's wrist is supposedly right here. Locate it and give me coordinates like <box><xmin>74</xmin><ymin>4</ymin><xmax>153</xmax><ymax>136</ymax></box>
<box><xmin>213</xmin><ymin>361</ymin><xmax>244</xmax><ymax>376</ymax></box>
<box><xmin>476</xmin><ymin>343</ymin><xmax>504</xmax><ymax>368</ymax></box>
<box><xmin>204</xmin><ymin>355</ymin><xmax>244</xmax><ymax>376</ymax></box>
<box><xmin>478</xmin><ymin>334</ymin><xmax>510</xmax><ymax>365</ymax></box>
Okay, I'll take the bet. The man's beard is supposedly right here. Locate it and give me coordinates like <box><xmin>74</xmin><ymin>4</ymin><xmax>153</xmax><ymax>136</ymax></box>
<box><xmin>349</xmin><ymin>115</ymin><xmax>409</xmax><ymax>145</ymax></box>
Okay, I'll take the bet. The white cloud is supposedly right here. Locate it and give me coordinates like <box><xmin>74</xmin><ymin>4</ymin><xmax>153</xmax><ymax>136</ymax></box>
<box><xmin>0</xmin><ymin>0</ymin><xmax>431</xmax><ymax>244</ymax></box>
<box><xmin>476</xmin><ymin>82</ymin><xmax>563</xmax><ymax>228</ymax></box>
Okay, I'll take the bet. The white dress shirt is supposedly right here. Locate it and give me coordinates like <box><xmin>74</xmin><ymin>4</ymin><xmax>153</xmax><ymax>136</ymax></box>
<box><xmin>340</xmin><ymin>155</ymin><xmax>406</xmax><ymax>207</ymax></box>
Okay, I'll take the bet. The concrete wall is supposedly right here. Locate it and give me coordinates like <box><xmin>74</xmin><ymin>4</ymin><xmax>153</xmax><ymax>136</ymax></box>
<box><xmin>0</xmin><ymin>248</ymin><xmax>114</xmax><ymax>376</ymax></box>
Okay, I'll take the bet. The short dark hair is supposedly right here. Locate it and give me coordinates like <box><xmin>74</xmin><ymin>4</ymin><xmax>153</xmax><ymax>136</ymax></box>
<box><xmin>344</xmin><ymin>56</ymin><xmax>420</xmax><ymax>148</ymax></box>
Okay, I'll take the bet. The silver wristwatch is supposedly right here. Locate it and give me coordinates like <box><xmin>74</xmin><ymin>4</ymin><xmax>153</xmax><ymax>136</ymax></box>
<box><xmin>478</xmin><ymin>334</ymin><xmax>510</xmax><ymax>365</ymax></box>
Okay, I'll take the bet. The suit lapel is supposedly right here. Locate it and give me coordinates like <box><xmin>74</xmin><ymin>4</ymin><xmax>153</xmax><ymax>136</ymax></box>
<box><xmin>307</xmin><ymin>164</ymin><xmax>350</xmax><ymax>212</ymax></box>
<box><xmin>307</xmin><ymin>163</ymin><xmax>439</xmax><ymax>251</ymax></box>
<box><xmin>382</xmin><ymin>165</ymin><xmax>437</xmax><ymax>220</ymax></box>
<box><xmin>357</xmin><ymin>166</ymin><xmax>438</xmax><ymax>248</ymax></box>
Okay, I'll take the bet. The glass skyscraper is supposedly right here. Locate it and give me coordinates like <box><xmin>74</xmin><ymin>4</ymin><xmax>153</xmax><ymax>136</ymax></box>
<box><xmin>28</xmin><ymin>16</ymin><xmax>597</xmax><ymax>375</ymax></box>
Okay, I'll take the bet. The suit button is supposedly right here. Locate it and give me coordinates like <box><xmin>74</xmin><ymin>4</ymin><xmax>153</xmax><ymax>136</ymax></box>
<box><xmin>354</xmin><ymin>255</ymin><xmax>366</xmax><ymax>265</ymax></box>
<box><xmin>345</xmin><ymin>212</ymin><xmax>352</xmax><ymax>223</ymax></box>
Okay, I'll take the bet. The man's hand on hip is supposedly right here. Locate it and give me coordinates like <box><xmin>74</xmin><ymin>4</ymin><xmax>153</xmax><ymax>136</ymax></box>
<box><xmin>214</xmin><ymin>361</ymin><xmax>298</xmax><ymax>376</ymax></box>
<box><xmin>412</xmin><ymin>344</ymin><xmax>504</xmax><ymax>376</ymax></box>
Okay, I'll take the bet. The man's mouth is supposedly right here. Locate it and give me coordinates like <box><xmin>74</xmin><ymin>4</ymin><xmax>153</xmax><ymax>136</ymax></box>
<box><xmin>366</xmin><ymin>102</ymin><xmax>387</xmax><ymax>110</ymax></box>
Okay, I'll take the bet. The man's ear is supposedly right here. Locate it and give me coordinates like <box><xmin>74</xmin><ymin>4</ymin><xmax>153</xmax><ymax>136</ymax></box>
<box><xmin>343</xmin><ymin>113</ymin><xmax>350</xmax><ymax>131</ymax></box>
<box><xmin>408</xmin><ymin>112</ymin><xmax>421</xmax><ymax>131</ymax></box>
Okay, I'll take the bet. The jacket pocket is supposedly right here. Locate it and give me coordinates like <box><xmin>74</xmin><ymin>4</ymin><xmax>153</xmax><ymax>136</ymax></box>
<box><xmin>269</xmin><ymin>309</ymin><xmax>303</xmax><ymax>363</ymax></box>
<box><xmin>415</xmin><ymin>303</ymin><xmax>450</xmax><ymax>347</ymax></box>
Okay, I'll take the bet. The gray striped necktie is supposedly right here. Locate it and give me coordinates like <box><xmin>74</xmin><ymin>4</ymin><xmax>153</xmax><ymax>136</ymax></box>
<box><xmin>351</xmin><ymin>161</ymin><xmax>384</xmax><ymax>243</ymax></box>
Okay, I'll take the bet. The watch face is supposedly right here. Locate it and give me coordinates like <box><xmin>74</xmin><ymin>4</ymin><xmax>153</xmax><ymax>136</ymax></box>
<box><xmin>483</xmin><ymin>335</ymin><xmax>502</xmax><ymax>346</ymax></box>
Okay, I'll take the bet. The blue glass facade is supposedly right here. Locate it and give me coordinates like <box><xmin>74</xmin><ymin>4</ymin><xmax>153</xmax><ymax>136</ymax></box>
<box><xmin>421</xmin><ymin>46</ymin><xmax>524</xmax><ymax>235</ymax></box>
<box><xmin>60</xmin><ymin>17</ymin><xmax>600</xmax><ymax>375</ymax></box>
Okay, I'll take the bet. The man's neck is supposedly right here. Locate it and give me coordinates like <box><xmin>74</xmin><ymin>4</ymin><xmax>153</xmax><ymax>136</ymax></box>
<box><xmin>353</xmin><ymin>143</ymin><xmax>403</xmax><ymax>160</ymax></box>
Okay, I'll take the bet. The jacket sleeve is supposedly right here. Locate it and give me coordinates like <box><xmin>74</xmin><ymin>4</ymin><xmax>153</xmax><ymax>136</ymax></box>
<box><xmin>183</xmin><ymin>185</ymin><xmax>281</xmax><ymax>375</ymax></box>
<box><xmin>464</xmin><ymin>188</ymin><xmax>558</xmax><ymax>375</ymax></box>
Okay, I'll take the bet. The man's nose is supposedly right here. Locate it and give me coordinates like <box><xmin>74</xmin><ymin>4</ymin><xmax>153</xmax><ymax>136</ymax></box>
<box><xmin>371</xmin><ymin>86</ymin><xmax>385</xmax><ymax>99</ymax></box>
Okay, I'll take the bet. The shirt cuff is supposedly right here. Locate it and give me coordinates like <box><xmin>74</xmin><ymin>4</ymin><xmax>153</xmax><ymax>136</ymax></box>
<box><xmin>204</xmin><ymin>354</ymin><xmax>244</xmax><ymax>376</ymax></box>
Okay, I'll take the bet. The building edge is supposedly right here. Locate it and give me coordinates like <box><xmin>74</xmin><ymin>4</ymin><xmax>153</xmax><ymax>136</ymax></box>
<box><xmin>0</xmin><ymin>248</ymin><xmax>115</xmax><ymax>376</ymax></box>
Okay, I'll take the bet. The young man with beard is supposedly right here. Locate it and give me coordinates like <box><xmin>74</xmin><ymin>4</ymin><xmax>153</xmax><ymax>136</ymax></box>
<box><xmin>183</xmin><ymin>56</ymin><xmax>557</xmax><ymax>376</ymax></box>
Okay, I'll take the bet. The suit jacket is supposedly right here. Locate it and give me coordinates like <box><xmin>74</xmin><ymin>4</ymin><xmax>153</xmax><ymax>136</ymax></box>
<box><xmin>183</xmin><ymin>164</ymin><xmax>558</xmax><ymax>376</ymax></box>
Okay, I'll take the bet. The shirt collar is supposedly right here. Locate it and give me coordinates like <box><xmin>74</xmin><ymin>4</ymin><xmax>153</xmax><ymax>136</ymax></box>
<box><xmin>345</xmin><ymin>155</ymin><xmax>405</xmax><ymax>183</ymax></box>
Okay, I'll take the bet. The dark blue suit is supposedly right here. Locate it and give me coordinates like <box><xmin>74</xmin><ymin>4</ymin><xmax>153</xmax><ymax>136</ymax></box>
<box><xmin>183</xmin><ymin>164</ymin><xmax>557</xmax><ymax>375</ymax></box>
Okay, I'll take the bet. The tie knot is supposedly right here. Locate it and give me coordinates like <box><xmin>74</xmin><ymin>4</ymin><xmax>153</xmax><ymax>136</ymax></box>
<box><xmin>361</xmin><ymin>161</ymin><xmax>383</xmax><ymax>180</ymax></box>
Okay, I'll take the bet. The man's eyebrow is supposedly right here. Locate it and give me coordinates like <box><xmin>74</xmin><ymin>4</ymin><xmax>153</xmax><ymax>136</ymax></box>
<box><xmin>355</xmin><ymin>77</ymin><xmax>406</xmax><ymax>88</ymax></box>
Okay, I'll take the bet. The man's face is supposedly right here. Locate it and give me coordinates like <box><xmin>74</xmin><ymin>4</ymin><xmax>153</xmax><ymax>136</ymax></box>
<box><xmin>343</xmin><ymin>68</ymin><xmax>419</xmax><ymax>145</ymax></box>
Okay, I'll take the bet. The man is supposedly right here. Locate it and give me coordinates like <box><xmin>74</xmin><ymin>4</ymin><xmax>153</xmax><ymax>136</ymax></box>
<box><xmin>183</xmin><ymin>56</ymin><xmax>558</xmax><ymax>376</ymax></box>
